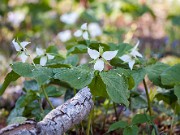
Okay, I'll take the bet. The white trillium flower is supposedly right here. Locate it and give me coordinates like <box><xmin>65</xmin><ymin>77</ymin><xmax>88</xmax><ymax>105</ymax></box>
<box><xmin>120</xmin><ymin>41</ymin><xmax>142</xmax><ymax>70</ymax></box>
<box><xmin>58</xmin><ymin>30</ymin><xmax>72</xmax><ymax>42</ymax></box>
<box><xmin>12</xmin><ymin>39</ymin><xmax>30</xmax><ymax>62</ymax></box>
<box><xmin>74</xmin><ymin>23</ymin><xmax>89</xmax><ymax>40</ymax></box>
<box><xmin>60</xmin><ymin>12</ymin><xmax>79</xmax><ymax>25</ymax></box>
<box><xmin>7</xmin><ymin>11</ymin><xmax>26</xmax><ymax>27</ymax></box>
<box><xmin>88</xmin><ymin>47</ymin><xmax>118</xmax><ymax>71</ymax></box>
<box><xmin>36</xmin><ymin>48</ymin><xmax>55</xmax><ymax>66</ymax></box>
<box><xmin>88</xmin><ymin>23</ymin><xmax>102</xmax><ymax>38</ymax></box>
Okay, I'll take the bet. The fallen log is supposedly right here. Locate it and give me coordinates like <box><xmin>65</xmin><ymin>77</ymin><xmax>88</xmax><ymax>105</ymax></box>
<box><xmin>0</xmin><ymin>87</ymin><xmax>93</xmax><ymax>135</ymax></box>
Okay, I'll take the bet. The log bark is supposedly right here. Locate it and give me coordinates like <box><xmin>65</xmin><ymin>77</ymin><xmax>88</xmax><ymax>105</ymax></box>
<box><xmin>0</xmin><ymin>87</ymin><xmax>93</xmax><ymax>135</ymax></box>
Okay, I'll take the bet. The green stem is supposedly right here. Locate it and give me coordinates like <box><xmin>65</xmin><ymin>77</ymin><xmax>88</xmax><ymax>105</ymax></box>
<box><xmin>41</xmin><ymin>85</ymin><xmax>54</xmax><ymax>109</ymax></box>
<box><xmin>86</xmin><ymin>110</ymin><xmax>93</xmax><ymax>135</ymax></box>
<box><xmin>143</xmin><ymin>79</ymin><xmax>152</xmax><ymax>116</ymax></box>
<box><xmin>80</xmin><ymin>121</ymin><xmax>84</xmax><ymax>134</ymax></box>
<box><xmin>73</xmin><ymin>88</ymin><xmax>76</xmax><ymax>95</ymax></box>
<box><xmin>102</xmin><ymin>100</ymin><xmax>110</xmax><ymax>129</ymax></box>
<box><xmin>38</xmin><ymin>99</ymin><xmax>44</xmax><ymax>113</ymax></box>
<box><xmin>152</xmin><ymin>123</ymin><xmax>159</xmax><ymax>135</ymax></box>
<box><xmin>170</xmin><ymin>105</ymin><xmax>176</xmax><ymax>135</ymax></box>
<box><xmin>170</xmin><ymin>115</ymin><xmax>175</xmax><ymax>135</ymax></box>
<box><xmin>113</xmin><ymin>102</ymin><xmax>119</xmax><ymax>121</ymax></box>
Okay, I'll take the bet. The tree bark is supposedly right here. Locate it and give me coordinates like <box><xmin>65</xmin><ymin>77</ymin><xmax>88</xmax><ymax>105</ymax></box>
<box><xmin>0</xmin><ymin>87</ymin><xmax>93</xmax><ymax>135</ymax></box>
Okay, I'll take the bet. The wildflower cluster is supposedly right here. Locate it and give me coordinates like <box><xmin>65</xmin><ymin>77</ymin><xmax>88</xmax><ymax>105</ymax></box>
<box><xmin>12</xmin><ymin>39</ymin><xmax>55</xmax><ymax>66</ymax></box>
<box><xmin>12</xmin><ymin>23</ymin><xmax>142</xmax><ymax>71</ymax></box>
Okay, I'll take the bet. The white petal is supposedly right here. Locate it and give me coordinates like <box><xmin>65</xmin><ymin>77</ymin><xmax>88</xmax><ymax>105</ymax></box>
<box><xmin>40</xmin><ymin>56</ymin><xmax>47</xmax><ymax>66</ymax></box>
<box><xmin>94</xmin><ymin>59</ymin><xmax>104</xmax><ymax>71</ymax></box>
<box><xmin>87</xmin><ymin>48</ymin><xmax>100</xmax><ymax>60</ymax></box>
<box><xmin>12</xmin><ymin>39</ymin><xmax>21</xmax><ymax>51</ymax></box>
<box><xmin>120</xmin><ymin>54</ymin><xmax>132</xmax><ymax>62</ymax></box>
<box><xmin>131</xmin><ymin>50</ymin><xmax>142</xmax><ymax>58</ymax></box>
<box><xmin>132</xmin><ymin>40</ymin><xmax>140</xmax><ymax>52</ymax></box>
<box><xmin>60</xmin><ymin>12</ymin><xmax>79</xmax><ymax>24</ymax></box>
<box><xmin>81</xmin><ymin>23</ymin><xmax>88</xmax><ymax>30</ymax></box>
<box><xmin>102</xmin><ymin>50</ymin><xmax>118</xmax><ymax>60</ymax></box>
<box><xmin>20</xmin><ymin>41</ymin><xmax>30</xmax><ymax>48</ymax></box>
<box><xmin>36</xmin><ymin>48</ymin><xmax>44</xmax><ymax>56</ymax></box>
<box><xmin>58</xmin><ymin>30</ymin><xmax>72</xmax><ymax>42</ymax></box>
<box><xmin>60</xmin><ymin>14</ymin><xmax>69</xmax><ymax>23</ymax></box>
<box><xmin>47</xmin><ymin>54</ymin><xmax>54</xmax><ymax>60</ymax></box>
<box><xmin>19</xmin><ymin>52</ymin><xmax>28</xmax><ymax>62</ymax></box>
<box><xmin>74</xmin><ymin>30</ymin><xmax>82</xmax><ymax>37</ymax></box>
<box><xmin>88</xmin><ymin>23</ymin><xmax>102</xmax><ymax>37</ymax></box>
<box><xmin>82</xmin><ymin>31</ymin><xmax>89</xmax><ymax>40</ymax></box>
<box><xmin>131</xmin><ymin>40</ymin><xmax>141</xmax><ymax>56</ymax></box>
<box><xmin>128</xmin><ymin>60</ymin><xmax>135</xmax><ymax>70</ymax></box>
<box><xmin>7</xmin><ymin>11</ymin><xmax>25</xmax><ymax>27</ymax></box>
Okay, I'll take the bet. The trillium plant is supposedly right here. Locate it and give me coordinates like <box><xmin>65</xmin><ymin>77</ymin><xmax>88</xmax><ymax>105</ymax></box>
<box><xmin>60</xmin><ymin>12</ymin><xmax>79</xmax><ymax>25</ymax></box>
<box><xmin>57</xmin><ymin>30</ymin><xmax>72</xmax><ymax>42</ymax></box>
<box><xmin>74</xmin><ymin>23</ymin><xmax>89</xmax><ymax>40</ymax></box>
<box><xmin>120</xmin><ymin>41</ymin><xmax>142</xmax><ymax>70</ymax></box>
<box><xmin>1</xmin><ymin>22</ymin><xmax>180</xmax><ymax>135</ymax></box>
<box><xmin>88</xmin><ymin>47</ymin><xmax>118</xmax><ymax>71</ymax></box>
<box><xmin>12</xmin><ymin>39</ymin><xmax>30</xmax><ymax>62</ymax></box>
<box><xmin>36</xmin><ymin>48</ymin><xmax>55</xmax><ymax>66</ymax></box>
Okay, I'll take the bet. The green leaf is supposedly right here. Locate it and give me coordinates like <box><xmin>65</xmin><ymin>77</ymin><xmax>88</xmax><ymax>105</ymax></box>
<box><xmin>132</xmin><ymin>114</ymin><xmax>151</xmax><ymax>125</ymax></box>
<box><xmin>26</xmin><ymin>1</ymin><xmax>51</xmax><ymax>15</ymax></box>
<box><xmin>131</xmin><ymin>68</ymin><xmax>146</xmax><ymax>89</ymax></box>
<box><xmin>11</xmin><ymin>62</ymin><xmax>34</xmax><ymax>77</ymax></box>
<box><xmin>48</xmin><ymin>55</ymin><xmax>79</xmax><ymax>67</ymax></box>
<box><xmin>23</xmin><ymin>101</ymin><xmax>45</xmax><ymax>121</ymax></box>
<box><xmin>116</xmin><ymin>43</ymin><xmax>133</xmax><ymax>57</ymax></box>
<box><xmin>89</xmin><ymin>41</ymin><xmax>110</xmax><ymax>51</ymax></box>
<box><xmin>116</xmin><ymin>68</ymin><xmax>135</xmax><ymax>90</ymax></box>
<box><xmin>123</xmin><ymin>125</ymin><xmax>139</xmax><ymax>135</ymax></box>
<box><xmin>131</xmin><ymin>95</ymin><xmax>147</xmax><ymax>109</ymax></box>
<box><xmin>46</xmin><ymin>63</ymin><xmax>71</xmax><ymax>68</ymax></box>
<box><xmin>151</xmin><ymin>129</ymin><xmax>156</xmax><ymax>135</ymax></box>
<box><xmin>108</xmin><ymin>121</ymin><xmax>128</xmax><ymax>132</ymax></box>
<box><xmin>174</xmin><ymin>85</ymin><xmax>180</xmax><ymax>104</ymax></box>
<box><xmin>161</xmin><ymin>64</ymin><xmax>180</xmax><ymax>86</ymax></box>
<box><xmin>155</xmin><ymin>90</ymin><xmax>177</xmax><ymax>105</ymax></box>
<box><xmin>110</xmin><ymin>57</ymin><xmax>129</xmax><ymax>68</ymax></box>
<box><xmin>43</xmin><ymin>85</ymin><xmax>65</xmax><ymax>97</ymax></box>
<box><xmin>89</xmin><ymin>74</ymin><xmax>108</xmax><ymax>97</ymax></box>
<box><xmin>20</xmin><ymin>90</ymin><xmax>38</xmax><ymax>107</ymax></box>
<box><xmin>54</xmin><ymin>65</ymin><xmax>94</xmax><ymax>89</ymax></box>
<box><xmin>8</xmin><ymin>117</ymin><xmax>27</xmax><ymax>125</ymax></box>
<box><xmin>100</xmin><ymin>68</ymin><xmax>129</xmax><ymax>106</ymax></box>
<box><xmin>63</xmin><ymin>55</ymin><xmax>79</xmax><ymax>66</ymax></box>
<box><xmin>46</xmin><ymin>45</ymin><xmax>59</xmax><ymax>54</ymax></box>
<box><xmin>67</xmin><ymin>45</ymin><xmax>87</xmax><ymax>54</ymax></box>
<box><xmin>168</xmin><ymin>15</ymin><xmax>180</xmax><ymax>26</ymax></box>
<box><xmin>0</xmin><ymin>70</ymin><xmax>20</xmax><ymax>95</ymax></box>
<box><xmin>31</xmin><ymin>67</ymin><xmax>54</xmax><ymax>85</ymax></box>
<box><xmin>127</xmin><ymin>74</ymin><xmax>135</xmax><ymax>90</ymax></box>
<box><xmin>64</xmin><ymin>88</ymin><xmax>74</xmax><ymax>101</ymax></box>
<box><xmin>145</xmin><ymin>62</ymin><xmax>170</xmax><ymax>87</ymax></box>
<box><xmin>23</xmin><ymin>80</ymin><xmax>38</xmax><ymax>91</ymax></box>
<box><xmin>80</xmin><ymin>11</ymin><xmax>99</xmax><ymax>22</ymax></box>
<box><xmin>121</xmin><ymin>2</ymin><xmax>155</xmax><ymax>18</ymax></box>
<box><xmin>45</xmin><ymin>55</ymin><xmax>65</xmax><ymax>65</ymax></box>
<box><xmin>7</xmin><ymin>95</ymin><xmax>25</xmax><ymax>123</ymax></box>
<box><xmin>173</xmin><ymin>102</ymin><xmax>180</xmax><ymax>114</ymax></box>
<box><xmin>11</xmin><ymin>62</ymin><xmax>54</xmax><ymax>85</ymax></box>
